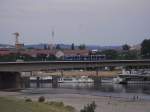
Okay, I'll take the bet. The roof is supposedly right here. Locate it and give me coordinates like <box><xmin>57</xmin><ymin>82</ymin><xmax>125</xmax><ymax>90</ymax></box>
<box><xmin>62</xmin><ymin>50</ymin><xmax>89</xmax><ymax>56</ymax></box>
<box><xmin>0</xmin><ymin>49</ymin><xmax>90</xmax><ymax>57</ymax></box>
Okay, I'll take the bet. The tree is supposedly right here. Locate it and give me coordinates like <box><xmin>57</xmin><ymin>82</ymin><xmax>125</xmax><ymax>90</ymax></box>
<box><xmin>78</xmin><ymin>44</ymin><xmax>86</xmax><ymax>50</ymax></box>
<box><xmin>102</xmin><ymin>49</ymin><xmax>118</xmax><ymax>60</ymax></box>
<box><xmin>141</xmin><ymin>39</ymin><xmax>150</xmax><ymax>58</ymax></box>
<box><xmin>56</xmin><ymin>44</ymin><xmax>61</xmax><ymax>50</ymax></box>
<box><xmin>71</xmin><ymin>43</ymin><xmax>75</xmax><ymax>50</ymax></box>
<box><xmin>0</xmin><ymin>54</ymin><xmax>17</xmax><ymax>62</ymax></box>
<box><xmin>118</xmin><ymin>50</ymin><xmax>138</xmax><ymax>60</ymax></box>
<box><xmin>80</xmin><ymin>101</ymin><xmax>96</xmax><ymax>112</ymax></box>
<box><xmin>44</xmin><ymin>44</ymin><xmax>48</xmax><ymax>50</ymax></box>
<box><xmin>122</xmin><ymin>44</ymin><xmax>130</xmax><ymax>51</ymax></box>
<box><xmin>37</xmin><ymin>53</ymin><xmax>47</xmax><ymax>61</ymax></box>
<box><xmin>47</xmin><ymin>54</ymin><xmax>56</xmax><ymax>61</ymax></box>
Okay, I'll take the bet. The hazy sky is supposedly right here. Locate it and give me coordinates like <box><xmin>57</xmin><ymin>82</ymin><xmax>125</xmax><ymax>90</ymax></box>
<box><xmin>0</xmin><ymin>0</ymin><xmax>150</xmax><ymax>45</ymax></box>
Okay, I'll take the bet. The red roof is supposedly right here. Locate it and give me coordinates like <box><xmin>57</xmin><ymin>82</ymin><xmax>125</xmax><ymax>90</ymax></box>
<box><xmin>63</xmin><ymin>50</ymin><xmax>89</xmax><ymax>56</ymax></box>
<box><xmin>20</xmin><ymin>50</ymin><xmax>56</xmax><ymax>57</ymax></box>
<box><xmin>0</xmin><ymin>51</ymin><xmax>11</xmax><ymax>56</ymax></box>
<box><xmin>0</xmin><ymin>49</ymin><xmax>90</xmax><ymax>57</ymax></box>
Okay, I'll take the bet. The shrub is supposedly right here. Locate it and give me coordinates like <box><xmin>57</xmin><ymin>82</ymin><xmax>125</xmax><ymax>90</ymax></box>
<box><xmin>25</xmin><ymin>98</ymin><xmax>32</xmax><ymax>102</ymax></box>
<box><xmin>47</xmin><ymin>101</ymin><xmax>64</xmax><ymax>107</ymax></box>
<box><xmin>46</xmin><ymin>101</ymin><xmax>75</xmax><ymax>112</ymax></box>
<box><xmin>38</xmin><ymin>96</ymin><xmax>45</xmax><ymax>102</ymax></box>
<box><xmin>80</xmin><ymin>101</ymin><xmax>96</xmax><ymax>112</ymax></box>
<box><xmin>65</xmin><ymin>105</ymin><xmax>75</xmax><ymax>111</ymax></box>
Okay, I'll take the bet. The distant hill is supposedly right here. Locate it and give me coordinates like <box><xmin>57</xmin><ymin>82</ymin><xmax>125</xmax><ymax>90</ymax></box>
<box><xmin>25</xmin><ymin>44</ymin><xmax>122</xmax><ymax>51</ymax></box>
<box><xmin>0</xmin><ymin>43</ymin><xmax>122</xmax><ymax>51</ymax></box>
<box><xmin>24</xmin><ymin>44</ymin><xmax>46</xmax><ymax>49</ymax></box>
<box><xmin>0</xmin><ymin>44</ymin><xmax>14</xmax><ymax>48</ymax></box>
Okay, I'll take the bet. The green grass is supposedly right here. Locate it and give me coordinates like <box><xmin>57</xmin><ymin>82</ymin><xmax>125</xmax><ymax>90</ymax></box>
<box><xmin>0</xmin><ymin>97</ymin><xmax>75</xmax><ymax>112</ymax></box>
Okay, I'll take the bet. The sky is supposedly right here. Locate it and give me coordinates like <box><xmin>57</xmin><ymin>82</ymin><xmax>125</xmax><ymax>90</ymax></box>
<box><xmin>0</xmin><ymin>0</ymin><xmax>150</xmax><ymax>46</ymax></box>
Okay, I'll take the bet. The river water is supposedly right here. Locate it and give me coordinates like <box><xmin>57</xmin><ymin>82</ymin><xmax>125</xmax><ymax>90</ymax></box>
<box><xmin>21</xmin><ymin>82</ymin><xmax>150</xmax><ymax>100</ymax></box>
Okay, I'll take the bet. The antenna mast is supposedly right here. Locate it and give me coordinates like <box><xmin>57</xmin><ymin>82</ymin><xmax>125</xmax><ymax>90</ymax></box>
<box><xmin>49</xmin><ymin>28</ymin><xmax>55</xmax><ymax>50</ymax></box>
<box><xmin>13</xmin><ymin>32</ymin><xmax>20</xmax><ymax>45</ymax></box>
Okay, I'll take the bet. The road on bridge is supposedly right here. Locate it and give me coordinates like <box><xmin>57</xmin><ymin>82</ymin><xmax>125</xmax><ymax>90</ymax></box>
<box><xmin>0</xmin><ymin>60</ymin><xmax>150</xmax><ymax>72</ymax></box>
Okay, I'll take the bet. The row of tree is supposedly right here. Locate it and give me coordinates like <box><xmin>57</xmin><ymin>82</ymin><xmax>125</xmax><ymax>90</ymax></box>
<box><xmin>0</xmin><ymin>39</ymin><xmax>150</xmax><ymax>61</ymax></box>
<box><xmin>98</xmin><ymin>39</ymin><xmax>150</xmax><ymax>60</ymax></box>
<box><xmin>97</xmin><ymin>49</ymin><xmax>139</xmax><ymax>60</ymax></box>
<box><xmin>55</xmin><ymin>43</ymin><xmax>86</xmax><ymax>50</ymax></box>
<box><xmin>0</xmin><ymin>53</ymin><xmax>57</xmax><ymax>62</ymax></box>
<box><xmin>141</xmin><ymin>39</ymin><xmax>150</xmax><ymax>58</ymax></box>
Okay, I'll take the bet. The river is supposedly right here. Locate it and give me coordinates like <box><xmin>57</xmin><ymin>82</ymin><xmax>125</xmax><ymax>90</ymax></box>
<box><xmin>21</xmin><ymin>82</ymin><xmax>150</xmax><ymax>100</ymax></box>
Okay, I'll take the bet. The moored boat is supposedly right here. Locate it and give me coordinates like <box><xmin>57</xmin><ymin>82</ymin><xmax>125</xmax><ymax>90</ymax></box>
<box><xmin>113</xmin><ymin>69</ymin><xmax>150</xmax><ymax>84</ymax></box>
<box><xmin>58</xmin><ymin>76</ymin><xmax>94</xmax><ymax>83</ymax></box>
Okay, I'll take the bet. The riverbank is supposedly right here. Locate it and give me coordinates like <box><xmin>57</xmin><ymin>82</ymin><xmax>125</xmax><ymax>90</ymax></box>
<box><xmin>62</xmin><ymin>70</ymin><xmax>119</xmax><ymax>77</ymax></box>
<box><xmin>35</xmin><ymin>70</ymin><xmax>120</xmax><ymax>77</ymax></box>
<box><xmin>0</xmin><ymin>90</ymin><xmax>150</xmax><ymax>112</ymax></box>
<box><xmin>0</xmin><ymin>96</ymin><xmax>75</xmax><ymax>112</ymax></box>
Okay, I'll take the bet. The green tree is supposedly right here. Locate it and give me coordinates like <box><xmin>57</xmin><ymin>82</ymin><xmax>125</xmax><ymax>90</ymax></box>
<box><xmin>118</xmin><ymin>50</ymin><xmax>138</xmax><ymax>60</ymax></box>
<box><xmin>141</xmin><ymin>39</ymin><xmax>150</xmax><ymax>58</ymax></box>
<box><xmin>0</xmin><ymin>54</ymin><xmax>17</xmax><ymax>62</ymax></box>
<box><xmin>71</xmin><ymin>43</ymin><xmax>75</xmax><ymax>50</ymax></box>
<box><xmin>36</xmin><ymin>53</ymin><xmax>47</xmax><ymax>61</ymax></box>
<box><xmin>78</xmin><ymin>44</ymin><xmax>86</xmax><ymax>50</ymax></box>
<box><xmin>122</xmin><ymin>44</ymin><xmax>130</xmax><ymax>51</ymax></box>
<box><xmin>80</xmin><ymin>101</ymin><xmax>96</xmax><ymax>112</ymax></box>
<box><xmin>47</xmin><ymin>54</ymin><xmax>56</xmax><ymax>61</ymax></box>
<box><xmin>44</xmin><ymin>44</ymin><xmax>48</xmax><ymax>50</ymax></box>
<box><xmin>102</xmin><ymin>49</ymin><xmax>118</xmax><ymax>60</ymax></box>
<box><xmin>56</xmin><ymin>44</ymin><xmax>61</xmax><ymax>50</ymax></box>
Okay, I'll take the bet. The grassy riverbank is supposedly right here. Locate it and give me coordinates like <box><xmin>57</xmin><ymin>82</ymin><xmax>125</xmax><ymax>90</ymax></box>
<box><xmin>0</xmin><ymin>97</ymin><xmax>75</xmax><ymax>112</ymax></box>
<box><xmin>42</xmin><ymin>70</ymin><xmax>120</xmax><ymax>77</ymax></box>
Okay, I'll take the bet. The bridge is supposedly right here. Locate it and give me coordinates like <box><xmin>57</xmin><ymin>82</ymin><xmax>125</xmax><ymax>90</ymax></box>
<box><xmin>0</xmin><ymin>60</ymin><xmax>150</xmax><ymax>72</ymax></box>
<box><xmin>0</xmin><ymin>60</ymin><xmax>150</xmax><ymax>89</ymax></box>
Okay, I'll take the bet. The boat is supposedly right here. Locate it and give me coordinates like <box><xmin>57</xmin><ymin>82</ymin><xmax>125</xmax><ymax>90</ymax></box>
<box><xmin>101</xmin><ymin>77</ymin><xmax>113</xmax><ymax>83</ymax></box>
<box><xmin>113</xmin><ymin>76</ymin><xmax>126</xmax><ymax>84</ymax></box>
<box><xmin>30</xmin><ymin>76</ymin><xmax>52</xmax><ymax>83</ymax></box>
<box><xmin>113</xmin><ymin>69</ymin><xmax>150</xmax><ymax>84</ymax></box>
<box><xmin>58</xmin><ymin>76</ymin><xmax>94</xmax><ymax>83</ymax></box>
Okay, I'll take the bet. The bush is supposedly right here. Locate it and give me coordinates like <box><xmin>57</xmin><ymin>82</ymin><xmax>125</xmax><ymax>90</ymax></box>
<box><xmin>80</xmin><ymin>101</ymin><xmax>96</xmax><ymax>112</ymax></box>
<box><xmin>46</xmin><ymin>101</ymin><xmax>75</xmax><ymax>112</ymax></box>
<box><xmin>38</xmin><ymin>96</ymin><xmax>45</xmax><ymax>102</ymax></box>
<box><xmin>47</xmin><ymin>101</ymin><xmax>64</xmax><ymax>107</ymax></box>
<box><xmin>65</xmin><ymin>105</ymin><xmax>75</xmax><ymax>111</ymax></box>
<box><xmin>25</xmin><ymin>98</ymin><xmax>32</xmax><ymax>102</ymax></box>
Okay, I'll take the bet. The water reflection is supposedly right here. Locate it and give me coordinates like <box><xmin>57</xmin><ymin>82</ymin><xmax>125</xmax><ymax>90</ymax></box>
<box><xmin>29</xmin><ymin>82</ymin><xmax>150</xmax><ymax>95</ymax></box>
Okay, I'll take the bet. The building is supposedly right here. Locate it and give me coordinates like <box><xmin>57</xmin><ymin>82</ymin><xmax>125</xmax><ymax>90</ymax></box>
<box><xmin>64</xmin><ymin>55</ymin><xmax>105</xmax><ymax>61</ymax></box>
<box><xmin>15</xmin><ymin>43</ymin><xmax>24</xmax><ymax>49</ymax></box>
<box><xmin>0</xmin><ymin>48</ymin><xmax>105</xmax><ymax>61</ymax></box>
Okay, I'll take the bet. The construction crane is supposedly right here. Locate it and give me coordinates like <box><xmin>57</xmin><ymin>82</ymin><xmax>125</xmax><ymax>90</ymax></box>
<box><xmin>12</xmin><ymin>32</ymin><xmax>24</xmax><ymax>49</ymax></box>
<box><xmin>13</xmin><ymin>32</ymin><xmax>20</xmax><ymax>45</ymax></box>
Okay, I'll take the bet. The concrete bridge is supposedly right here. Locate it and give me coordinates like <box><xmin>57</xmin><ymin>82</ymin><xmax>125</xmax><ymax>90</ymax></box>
<box><xmin>1</xmin><ymin>60</ymin><xmax>150</xmax><ymax>89</ymax></box>
<box><xmin>0</xmin><ymin>60</ymin><xmax>150</xmax><ymax>72</ymax></box>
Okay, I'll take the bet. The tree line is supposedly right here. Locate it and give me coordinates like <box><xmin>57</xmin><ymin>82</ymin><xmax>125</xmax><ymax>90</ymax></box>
<box><xmin>0</xmin><ymin>39</ymin><xmax>150</xmax><ymax>61</ymax></box>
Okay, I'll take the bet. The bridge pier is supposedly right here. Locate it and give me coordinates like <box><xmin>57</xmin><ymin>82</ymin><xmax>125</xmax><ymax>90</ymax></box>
<box><xmin>21</xmin><ymin>77</ymin><xmax>30</xmax><ymax>88</ymax></box>
<box><xmin>92</xmin><ymin>68</ymin><xmax>101</xmax><ymax>84</ymax></box>
<box><xmin>61</xmin><ymin>70</ymin><xmax>64</xmax><ymax>77</ymax></box>
<box><xmin>0</xmin><ymin>72</ymin><xmax>21</xmax><ymax>89</ymax></box>
<box><xmin>52</xmin><ymin>75</ymin><xmax>58</xmax><ymax>88</ymax></box>
<box><xmin>36</xmin><ymin>76</ymin><xmax>40</xmax><ymax>88</ymax></box>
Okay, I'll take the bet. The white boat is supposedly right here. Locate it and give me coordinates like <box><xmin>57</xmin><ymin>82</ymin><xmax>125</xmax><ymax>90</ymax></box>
<box><xmin>101</xmin><ymin>78</ymin><xmax>113</xmax><ymax>83</ymax></box>
<box><xmin>113</xmin><ymin>76</ymin><xmax>124</xmax><ymax>84</ymax></box>
<box><xmin>30</xmin><ymin>76</ymin><xmax>37</xmax><ymax>80</ymax></box>
<box><xmin>58</xmin><ymin>77</ymin><xmax>77</xmax><ymax>83</ymax></box>
<box><xmin>30</xmin><ymin>76</ymin><xmax>52</xmax><ymax>81</ymax></box>
<box><xmin>58</xmin><ymin>76</ymin><xmax>94</xmax><ymax>83</ymax></box>
<box><xmin>113</xmin><ymin>69</ymin><xmax>150</xmax><ymax>84</ymax></box>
